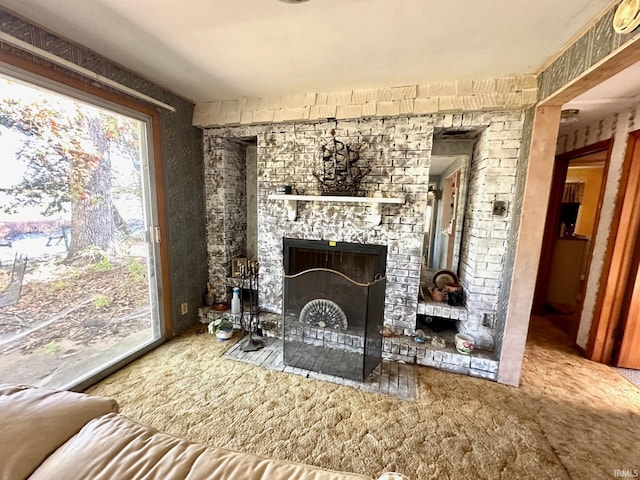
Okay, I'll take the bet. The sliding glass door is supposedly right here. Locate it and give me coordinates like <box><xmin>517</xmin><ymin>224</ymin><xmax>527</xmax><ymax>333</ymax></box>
<box><xmin>0</xmin><ymin>70</ymin><xmax>164</xmax><ymax>389</ymax></box>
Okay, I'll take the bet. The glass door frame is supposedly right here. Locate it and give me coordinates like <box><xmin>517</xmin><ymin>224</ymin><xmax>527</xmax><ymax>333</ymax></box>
<box><xmin>0</xmin><ymin>52</ymin><xmax>170</xmax><ymax>392</ymax></box>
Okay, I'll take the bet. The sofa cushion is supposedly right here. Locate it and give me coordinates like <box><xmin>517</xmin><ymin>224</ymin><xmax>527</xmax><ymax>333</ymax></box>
<box><xmin>30</xmin><ymin>413</ymin><xmax>373</xmax><ymax>480</ymax></box>
<box><xmin>0</xmin><ymin>384</ymin><xmax>119</xmax><ymax>479</ymax></box>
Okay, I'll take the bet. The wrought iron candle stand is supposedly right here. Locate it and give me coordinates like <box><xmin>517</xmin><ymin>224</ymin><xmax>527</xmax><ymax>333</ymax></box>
<box><xmin>239</xmin><ymin>260</ymin><xmax>264</xmax><ymax>352</ymax></box>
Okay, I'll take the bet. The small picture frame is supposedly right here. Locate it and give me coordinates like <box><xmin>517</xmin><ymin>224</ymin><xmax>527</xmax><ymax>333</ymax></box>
<box><xmin>231</xmin><ymin>257</ymin><xmax>248</xmax><ymax>277</ymax></box>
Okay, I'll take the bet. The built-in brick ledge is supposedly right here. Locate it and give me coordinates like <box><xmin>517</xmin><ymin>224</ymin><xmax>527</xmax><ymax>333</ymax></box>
<box><xmin>417</xmin><ymin>297</ymin><xmax>468</xmax><ymax>320</ymax></box>
<box><xmin>382</xmin><ymin>334</ymin><xmax>498</xmax><ymax>381</ymax></box>
<box><xmin>198</xmin><ymin>307</ymin><xmax>498</xmax><ymax>381</ymax></box>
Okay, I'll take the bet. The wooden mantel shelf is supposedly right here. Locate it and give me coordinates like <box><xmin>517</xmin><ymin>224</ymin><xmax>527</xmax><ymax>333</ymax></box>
<box><xmin>267</xmin><ymin>194</ymin><xmax>405</xmax><ymax>225</ymax></box>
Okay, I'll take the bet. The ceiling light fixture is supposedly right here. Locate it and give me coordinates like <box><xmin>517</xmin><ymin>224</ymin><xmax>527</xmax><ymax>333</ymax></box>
<box><xmin>278</xmin><ymin>0</ymin><xmax>311</xmax><ymax>3</ymax></box>
<box><xmin>560</xmin><ymin>109</ymin><xmax>580</xmax><ymax>125</ymax></box>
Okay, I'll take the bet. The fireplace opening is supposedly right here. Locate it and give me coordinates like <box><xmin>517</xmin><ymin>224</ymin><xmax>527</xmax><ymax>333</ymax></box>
<box><xmin>282</xmin><ymin>239</ymin><xmax>387</xmax><ymax>381</ymax></box>
<box><xmin>284</xmin><ymin>238</ymin><xmax>386</xmax><ymax>283</ymax></box>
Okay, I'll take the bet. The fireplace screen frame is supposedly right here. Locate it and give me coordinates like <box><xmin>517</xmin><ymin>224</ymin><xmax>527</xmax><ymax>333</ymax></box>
<box><xmin>282</xmin><ymin>239</ymin><xmax>387</xmax><ymax>382</ymax></box>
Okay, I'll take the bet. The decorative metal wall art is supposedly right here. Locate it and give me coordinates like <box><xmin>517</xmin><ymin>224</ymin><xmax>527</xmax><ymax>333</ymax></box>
<box><xmin>313</xmin><ymin>129</ymin><xmax>370</xmax><ymax>195</ymax></box>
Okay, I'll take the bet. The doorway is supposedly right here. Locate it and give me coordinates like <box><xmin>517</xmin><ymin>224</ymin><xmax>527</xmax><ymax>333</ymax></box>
<box><xmin>532</xmin><ymin>141</ymin><xmax>611</xmax><ymax>339</ymax></box>
<box><xmin>0</xmin><ymin>70</ymin><xmax>165</xmax><ymax>389</ymax></box>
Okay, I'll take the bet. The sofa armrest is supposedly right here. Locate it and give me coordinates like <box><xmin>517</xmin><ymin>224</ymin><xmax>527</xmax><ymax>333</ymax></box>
<box><xmin>31</xmin><ymin>413</ymin><xmax>376</xmax><ymax>480</ymax></box>
<box><xmin>0</xmin><ymin>383</ymin><xmax>119</xmax><ymax>479</ymax></box>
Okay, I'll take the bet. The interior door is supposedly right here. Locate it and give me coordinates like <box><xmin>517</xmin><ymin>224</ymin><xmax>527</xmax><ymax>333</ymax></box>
<box><xmin>616</xmin><ymin>260</ymin><xmax>640</xmax><ymax>368</ymax></box>
<box><xmin>612</xmin><ymin>132</ymin><xmax>640</xmax><ymax>369</ymax></box>
<box><xmin>589</xmin><ymin>130</ymin><xmax>640</xmax><ymax>368</ymax></box>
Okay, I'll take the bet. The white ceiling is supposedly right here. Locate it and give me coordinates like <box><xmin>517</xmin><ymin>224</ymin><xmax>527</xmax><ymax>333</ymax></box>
<box><xmin>430</xmin><ymin>155</ymin><xmax>464</xmax><ymax>176</ymax></box>
<box><xmin>0</xmin><ymin>0</ymin><xmax>614</xmax><ymax>103</ymax></box>
<box><xmin>562</xmin><ymin>60</ymin><xmax>640</xmax><ymax>131</ymax></box>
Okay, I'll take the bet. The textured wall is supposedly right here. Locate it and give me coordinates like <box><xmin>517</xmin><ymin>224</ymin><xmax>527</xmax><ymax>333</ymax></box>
<box><xmin>0</xmin><ymin>10</ymin><xmax>207</xmax><ymax>334</ymax></box>
<box><xmin>538</xmin><ymin>5</ymin><xmax>640</xmax><ymax>101</ymax></box>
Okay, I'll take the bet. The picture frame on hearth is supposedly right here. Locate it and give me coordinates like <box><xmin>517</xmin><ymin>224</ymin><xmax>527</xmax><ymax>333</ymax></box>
<box><xmin>231</xmin><ymin>257</ymin><xmax>248</xmax><ymax>277</ymax></box>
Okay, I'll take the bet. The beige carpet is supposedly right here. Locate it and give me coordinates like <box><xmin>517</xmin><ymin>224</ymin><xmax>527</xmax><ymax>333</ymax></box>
<box><xmin>88</xmin><ymin>317</ymin><xmax>640</xmax><ymax>480</ymax></box>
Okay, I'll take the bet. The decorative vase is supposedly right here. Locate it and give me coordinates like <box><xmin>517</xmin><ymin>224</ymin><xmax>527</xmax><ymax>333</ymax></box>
<box><xmin>455</xmin><ymin>333</ymin><xmax>475</xmax><ymax>354</ymax></box>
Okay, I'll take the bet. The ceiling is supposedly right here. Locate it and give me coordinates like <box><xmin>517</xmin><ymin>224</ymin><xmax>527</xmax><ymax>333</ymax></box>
<box><xmin>561</xmin><ymin>60</ymin><xmax>640</xmax><ymax>131</ymax></box>
<box><xmin>0</xmin><ymin>0</ymin><xmax>614</xmax><ymax>103</ymax></box>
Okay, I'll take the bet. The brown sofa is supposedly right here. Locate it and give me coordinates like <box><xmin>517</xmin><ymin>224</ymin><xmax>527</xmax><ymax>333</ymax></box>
<box><xmin>0</xmin><ymin>384</ymin><xmax>407</xmax><ymax>480</ymax></box>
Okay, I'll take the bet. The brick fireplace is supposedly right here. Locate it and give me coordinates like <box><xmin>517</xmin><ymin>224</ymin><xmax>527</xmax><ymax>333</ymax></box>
<box><xmin>202</xmin><ymin>111</ymin><xmax>526</xmax><ymax>378</ymax></box>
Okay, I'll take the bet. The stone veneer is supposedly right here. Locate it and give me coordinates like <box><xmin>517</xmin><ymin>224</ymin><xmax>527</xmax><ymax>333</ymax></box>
<box><xmin>194</xmin><ymin>76</ymin><xmax>537</xmax><ymax>128</ymax></box>
<box><xmin>203</xmin><ymin>110</ymin><xmax>526</xmax><ymax>354</ymax></box>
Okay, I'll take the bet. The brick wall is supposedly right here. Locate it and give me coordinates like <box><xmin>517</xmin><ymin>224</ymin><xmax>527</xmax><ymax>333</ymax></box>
<box><xmin>203</xmin><ymin>111</ymin><xmax>526</xmax><ymax>348</ymax></box>
<box><xmin>204</xmin><ymin>138</ymin><xmax>247</xmax><ymax>300</ymax></box>
<box><xmin>457</xmin><ymin>112</ymin><xmax>524</xmax><ymax>349</ymax></box>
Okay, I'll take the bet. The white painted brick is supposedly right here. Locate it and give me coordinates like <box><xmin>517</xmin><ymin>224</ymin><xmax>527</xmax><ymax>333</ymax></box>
<box><xmin>193</xmin><ymin>102</ymin><xmax>211</xmax><ymax>126</ymax></box>
<box><xmin>283</xmin><ymin>94</ymin><xmax>307</xmax><ymax>109</ymax></box>
<box><xmin>252</xmin><ymin>109</ymin><xmax>275</xmax><ymax>123</ymax></box>
<box><xmin>309</xmin><ymin>104</ymin><xmax>337</xmax><ymax>120</ymax></box>
<box><xmin>273</xmin><ymin>109</ymin><xmax>285</xmax><ymax>123</ymax></box>
<box><xmin>414</xmin><ymin>97</ymin><xmax>439</xmax><ymax>114</ymax></box>
<box><xmin>245</xmin><ymin>97</ymin><xmax>260</xmax><ymax>112</ymax></box>
<box><xmin>336</xmin><ymin>104</ymin><xmax>363</xmax><ymax>119</ymax></box>
<box><xmin>391</xmin><ymin>85</ymin><xmax>417</xmax><ymax>100</ymax></box>
<box><xmin>220</xmin><ymin>99</ymin><xmax>239</xmax><ymax>114</ymax></box>
<box><xmin>377</xmin><ymin>101</ymin><xmax>400</xmax><ymax>116</ymax></box>
<box><xmin>375</xmin><ymin>87</ymin><xmax>395</xmax><ymax>102</ymax></box>
<box><xmin>206</xmin><ymin>101</ymin><xmax>223</xmax><ymax>124</ymax></box>
<box><xmin>315</xmin><ymin>93</ymin><xmax>328</xmax><ymax>105</ymax></box>
<box><xmin>258</xmin><ymin>97</ymin><xmax>282</xmax><ymax>110</ymax></box>
<box><xmin>362</xmin><ymin>101</ymin><xmax>377</xmax><ymax>117</ymax></box>
<box><xmin>399</xmin><ymin>98</ymin><xmax>415</xmax><ymax>114</ymax></box>
<box><xmin>283</xmin><ymin>107</ymin><xmax>310</xmax><ymax>121</ymax></box>
<box><xmin>222</xmin><ymin>110</ymin><xmax>241</xmax><ymax>125</ymax></box>
<box><xmin>472</xmin><ymin>79</ymin><xmax>497</xmax><ymax>94</ymax></box>
<box><xmin>327</xmin><ymin>91</ymin><xmax>353</xmax><ymax>106</ymax></box>
<box><xmin>240</xmin><ymin>110</ymin><xmax>253</xmax><ymax>125</ymax></box>
<box><xmin>505</xmin><ymin>92</ymin><xmax>523</xmax><ymax>108</ymax></box>
<box><xmin>462</xmin><ymin>96</ymin><xmax>483</xmax><ymax>111</ymax></box>
<box><xmin>495</xmin><ymin>76</ymin><xmax>517</xmax><ymax>93</ymax></box>
<box><xmin>515</xmin><ymin>74</ymin><xmax>537</xmax><ymax>90</ymax></box>
<box><xmin>480</xmin><ymin>94</ymin><xmax>506</xmax><ymax>110</ymax></box>
<box><xmin>416</xmin><ymin>85</ymin><xmax>430</xmax><ymax>98</ymax></box>
<box><xmin>438</xmin><ymin>96</ymin><xmax>464</xmax><ymax>112</ymax></box>
<box><xmin>456</xmin><ymin>80</ymin><xmax>473</xmax><ymax>96</ymax></box>
<box><xmin>352</xmin><ymin>89</ymin><xmax>377</xmax><ymax>104</ymax></box>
